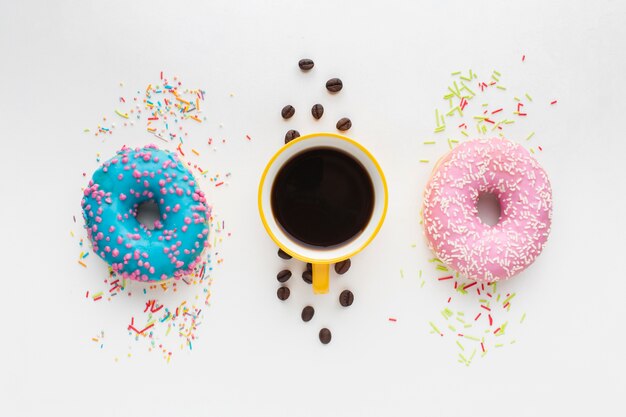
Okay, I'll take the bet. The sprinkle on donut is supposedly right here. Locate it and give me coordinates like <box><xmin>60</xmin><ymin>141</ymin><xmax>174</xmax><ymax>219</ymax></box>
<box><xmin>422</xmin><ymin>138</ymin><xmax>552</xmax><ymax>282</ymax></box>
<box><xmin>81</xmin><ymin>144</ymin><xmax>211</xmax><ymax>282</ymax></box>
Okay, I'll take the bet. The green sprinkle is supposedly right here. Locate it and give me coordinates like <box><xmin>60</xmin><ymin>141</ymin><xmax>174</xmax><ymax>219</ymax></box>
<box><xmin>429</xmin><ymin>322</ymin><xmax>442</xmax><ymax>335</ymax></box>
<box><xmin>450</xmin><ymin>139</ymin><xmax>459</xmax><ymax>144</ymax></box>
<box><xmin>464</xmin><ymin>323</ymin><xmax>472</xmax><ymax>328</ymax></box>
<box><xmin>447</xmin><ymin>138</ymin><xmax>453</xmax><ymax>149</ymax></box>
<box><xmin>457</xmin><ymin>311</ymin><xmax>465</xmax><ymax>316</ymax></box>
<box><xmin>420</xmin><ymin>280</ymin><xmax>425</xmax><ymax>288</ymax></box>
<box><xmin>456</xmin><ymin>317</ymin><xmax>466</xmax><ymax>324</ymax></box>
<box><xmin>435</xmin><ymin>109</ymin><xmax>440</xmax><ymax>127</ymax></box>
<box><xmin>453</xmin><ymin>81</ymin><xmax>460</xmax><ymax>95</ymax></box>
<box><xmin>473</xmin><ymin>116</ymin><xmax>487</xmax><ymax>120</ymax></box>
<box><xmin>481</xmin><ymin>125</ymin><xmax>487</xmax><ymax>134</ymax></box>
<box><xmin>451</xmin><ymin>71</ymin><xmax>461</xmax><ymax>76</ymax></box>
<box><xmin>469</xmin><ymin>69</ymin><xmax>474</xmax><ymax>78</ymax></box>
<box><xmin>464</xmin><ymin>334</ymin><xmax>480</xmax><ymax>342</ymax></box>
<box><xmin>496</xmin><ymin>85</ymin><xmax>507</xmax><ymax>90</ymax></box>
<box><xmin>436</xmin><ymin>264</ymin><xmax>449</xmax><ymax>271</ymax></box>
<box><xmin>448</xmin><ymin>325</ymin><xmax>457</xmax><ymax>332</ymax></box>
<box><xmin>420</xmin><ymin>159</ymin><xmax>430</xmax><ymax>163</ymax></box>
<box><xmin>460</xmin><ymin>81</ymin><xmax>476</xmax><ymax>96</ymax></box>
<box><xmin>469</xmin><ymin>348</ymin><xmax>477</xmax><ymax>361</ymax></box>
<box><xmin>434</xmin><ymin>126</ymin><xmax>445</xmax><ymax>133</ymax></box>
<box><xmin>400</xmin><ymin>269</ymin><xmax>404</xmax><ymax>278</ymax></box>
<box><xmin>460</xmin><ymin>75</ymin><xmax>471</xmax><ymax>82</ymax></box>
<box><xmin>459</xmin><ymin>353</ymin><xmax>468</xmax><ymax>362</ymax></box>
<box><xmin>494</xmin><ymin>70</ymin><xmax>501</xmax><ymax>76</ymax></box>
<box><xmin>530</xmin><ymin>148</ymin><xmax>535</xmax><ymax>154</ymax></box>
<box><xmin>504</xmin><ymin>119</ymin><xmax>515</xmax><ymax>124</ymax></box>
<box><xmin>429</xmin><ymin>258</ymin><xmax>442</xmax><ymax>263</ymax></box>
<box><xmin>520</xmin><ymin>313</ymin><xmax>526</xmax><ymax>324</ymax></box>
<box><xmin>514</xmin><ymin>96</ymin><xmax>521</xmax><ymax>101</ymax></box>
<box><xmin>448</xmin><ymin>86</ymin><xmax>460</xmax><ymax>98</ymax></box>
<box><xmin>503</xmin><ymin>293</ymin><xmax>516</xmax><ymax>305</ymax></box>
<box><xmin>491</xmin><ymin>74</ymin><xmax>500</xmax><ymax>82</ymax></box>
<box><xmin>419</xmin><ymin>270</ymin><xmax>422</xmax><ymax>278</ymax></box>
<box><xmin>525</xmin><ymin>93</ymin><xmax>533</xmax><ymax>101</ymax></box>
<box><xmin>456</xmin><ymin>341</ymin><xmax>465</xmax><ymax>351</ymax></box>
<box><xmin>482</xmin><ymin>103</ymin><xmax>489</xmax><ymax>107</ymax></box>
<box><xmin>526</xmin><ymin>132</ymin><xmax>535</xmax><ymax>141</ymax></box>
<box><xmin>496</xmin><ymin>294</ymin><xmax>501</xmax><ymax>302</ymax></box>
<box><xmin>495</xmin><ymin>344</ymin><xmax>503</xmax><ymax>348</ymax></box>
<box><xmin>510</xmin><ymin>340</ymin><xmax>516</xmax><ymax>345</ymax></box>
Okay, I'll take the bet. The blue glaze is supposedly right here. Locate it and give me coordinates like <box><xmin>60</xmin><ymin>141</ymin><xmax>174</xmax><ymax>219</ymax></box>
<box><xmin>81</xmin><ymin>145</ymin><xmax>211</xmax><ymax>281</ymax></box>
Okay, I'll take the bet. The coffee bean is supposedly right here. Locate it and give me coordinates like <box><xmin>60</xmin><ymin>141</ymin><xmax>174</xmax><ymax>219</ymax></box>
<box><xmin>311</xmin><ymin>103</ymin><xmax>324</xmax><ymax>119</ymax></box>
<box><xmin>301</xmin><ymin>306</ymin><xmax>315</xmax><ymax>322</ymax></box>
<box><xmin>326</xmin><ymin>78</ymin><xmax>343</xmax><ymax>92</ymax></box>
<box><xmin>281</xmin><ymin>105</ymin><xmax>295</xmax><ymax>119</ymax></box>
<box><xmin>339</xmin><ymin>289</ymin><xmax>354</xmax><ymax>307</ymax></box>
<box><xmin>334</xmin><ymin>259</ymin><xmax>351</xmax><ymax>274</ymax></box>
<box><xmin>319</xmin><ymin>328</ymin><xmax>332</xmax><ymax>344</ymax></box>
<box><xmin>284</xmin><ymin>129</ymin><xmax>300</xmax><ymax>144</ymax></box>
<box><xmin>277</xmin><ymin>269</ymin><xmax>292</xmax><ymax>283</ymax></box>
<box><xmin>302</xmin><ymin>270</ymin><xmax>312</xmax><ymax>284</ymax></box>
<box><xmin>277</xmin><ymin>248</ymin><xmax>292</xmax><ymax>259</ymax></box>
<box><xmin>306</xmin><ymin>263</ymin><xmax>312</xmax><ymax>272</ymax></box>
<box><xmin>299</xmin><ymin>58</ymin><xmax>314</xmax><ymax>70</ymax></box>
<box><xmin>277</xmin><ymin>286</ymin><xmax>290</xmax><ymax>300</ymax></box>
<box><xmin>336</xmin><ymin>117</ymin><xmax>352</xmax><ymax>131</ymax></box>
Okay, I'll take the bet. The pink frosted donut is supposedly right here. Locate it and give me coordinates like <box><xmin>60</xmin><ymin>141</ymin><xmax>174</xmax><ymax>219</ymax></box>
<box><xmin>422</xmin><ymin>138</ymin><xmax>552</xmax><ymax>282</ymax></box>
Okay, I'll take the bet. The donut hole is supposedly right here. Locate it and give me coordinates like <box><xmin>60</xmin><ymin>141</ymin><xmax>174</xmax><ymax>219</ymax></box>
<box><xmin>135</xmin><ymin>200</ymin><xmax>161</xmax><ymax>230</ymax></box>
<box><xmin>476</xmin><ymin>192</ymin><xmax>501</xmax><ymax>226</ymax></box>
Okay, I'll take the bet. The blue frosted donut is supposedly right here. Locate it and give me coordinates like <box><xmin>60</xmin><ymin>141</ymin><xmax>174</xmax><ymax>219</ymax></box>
<box><xmin>81</xmin><ymin>144</ymin><xmax>211</xmax><ymax>281</ymax></box>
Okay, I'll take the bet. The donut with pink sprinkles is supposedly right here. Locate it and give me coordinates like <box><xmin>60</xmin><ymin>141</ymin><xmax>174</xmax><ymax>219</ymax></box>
<box><xmin>422</xmin><ymin>138</ymin><xmax>552</xmax><ymax>282</ymax></box>
<box><xmin>81</xmin><ymin>144</ymin><xmax>211</xmax><ymax>282</ymax></box>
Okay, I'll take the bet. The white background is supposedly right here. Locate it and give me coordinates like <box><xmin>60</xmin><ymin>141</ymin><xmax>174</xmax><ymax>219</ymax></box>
<box><xmin>1</xmin><ymin>1</ymin><xmax>625</xmax><ymax>416</ymax></box>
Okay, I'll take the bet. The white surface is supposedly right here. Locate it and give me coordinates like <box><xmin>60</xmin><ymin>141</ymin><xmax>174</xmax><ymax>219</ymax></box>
<box><xmin>1</xmin><ymin>1</ymin><xmax>625</xmax><ymax>416</ymax></box>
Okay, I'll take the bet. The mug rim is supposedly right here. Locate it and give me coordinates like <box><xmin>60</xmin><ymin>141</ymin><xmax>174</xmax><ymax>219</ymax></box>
<box><xmin>257</xmin><ymin>132</ymin><xmax>388</xmax><ymax>264</ymax></box>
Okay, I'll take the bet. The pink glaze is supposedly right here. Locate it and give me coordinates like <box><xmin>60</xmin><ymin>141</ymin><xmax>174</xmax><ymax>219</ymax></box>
<box><xmin>422</xmin><ymin>138</ymin><xmax>552</xmax><ymax>282</ymax></box>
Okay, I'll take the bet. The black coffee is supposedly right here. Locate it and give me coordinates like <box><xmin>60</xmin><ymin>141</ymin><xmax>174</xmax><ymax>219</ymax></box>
<box><xmin>271</xmin><ymin>147</ymin><xmax>374</xmax><ymax>247</ymax></box>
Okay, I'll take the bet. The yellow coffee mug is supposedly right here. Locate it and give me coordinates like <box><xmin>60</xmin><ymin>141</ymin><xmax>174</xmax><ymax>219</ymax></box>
<box><xmin>258</xmin><ymin>132</ymin><xmax>388</xmax><ymax>294</ymax></box>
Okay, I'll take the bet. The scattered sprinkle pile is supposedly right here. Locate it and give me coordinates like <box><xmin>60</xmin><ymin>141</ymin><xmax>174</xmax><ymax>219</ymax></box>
<box><xmin>430</xmin><ymin>64</ymin><xmax>557</xmax><ymax>154</ymax></box>
<box><xmin>424</xmin><ymin>258</ymin><xmax>525</xmax><ymax>367</ymax></box>
<box><xmin>90</xmin><ymin>72</ymin><xmax>206</xmax><ymax>143</ymax></box>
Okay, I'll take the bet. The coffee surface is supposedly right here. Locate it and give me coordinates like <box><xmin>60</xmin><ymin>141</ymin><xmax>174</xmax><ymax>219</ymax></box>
<box><xmin>271</xmin><ymin>147</ymin><xmax>374</xmax><ymax>247</ymax></box>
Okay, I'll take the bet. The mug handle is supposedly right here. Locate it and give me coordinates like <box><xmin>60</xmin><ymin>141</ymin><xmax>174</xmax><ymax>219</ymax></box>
<box><xmin>312</xmin><ymin>263</ymin><xmax>330</xmax><ymax>294</ymax></box>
